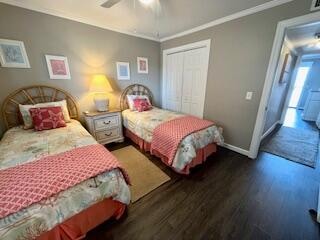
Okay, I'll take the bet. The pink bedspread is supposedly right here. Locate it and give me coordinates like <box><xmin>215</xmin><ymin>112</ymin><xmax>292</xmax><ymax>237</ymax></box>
<box><xmin>0</xmin><ymin>144</ymin><xmax>129</xmax><ymax>219</ymax></box>
<box><xmin>150</xmin><ymin>116</ymin><xmax>214</xmax><ymax>166</ymax></box>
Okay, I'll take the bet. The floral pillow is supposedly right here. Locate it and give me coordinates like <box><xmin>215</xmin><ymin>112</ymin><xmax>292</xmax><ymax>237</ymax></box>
<box><xmin>19</xmin><ymin>100</ymin><xmax>70</xmax><ymax>129</ymax></box>
<box><xmin>133</xmin><ymin>98</ymin><xmax>152</xmax><ymax>112</ymax></box>
<box><xmin>127</xmin><ymin>95</ymin><xmax>151</xmax><ymax>111</ymax></box>
<box><xmin>29</xmin><ymin>106</ymin><xmax>66</xmax><ymax>131</ymax></box>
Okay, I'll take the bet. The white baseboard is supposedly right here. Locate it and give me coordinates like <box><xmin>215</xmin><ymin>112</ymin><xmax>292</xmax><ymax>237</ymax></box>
<box><xmin>261</xmin><ymin>121</ymin><xmax>280</xmax><ymax>140</ymax></box>
<box><xmin>222</xmin><ymin>143</ymin><xmax>250</xmax><ymax>157</ymax></box>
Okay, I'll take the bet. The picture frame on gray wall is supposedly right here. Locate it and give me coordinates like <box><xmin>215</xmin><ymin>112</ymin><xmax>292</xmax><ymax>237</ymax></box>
<box><xmin>0</xmin><ymin>38</ymin><xmax>30</xmax><ymax>68</ymax></box>
<box><xmin>45</xmin><ymin>55</ymin><xmax>71</xmax><ymax>80</ymax></box>
<box><xmin>279</xmin><ymin>53</ymin><xmax>292</xmax><ymax>84</ymax></box>
<box><xmin>116</xmin><ymin>62</ymin><xmax>130</xmax><ymax>80</ymax></box>
<box><xmin>137</xmin><ymin>57</ymin><xmax>148</xmax><ymax>74</ymax></box>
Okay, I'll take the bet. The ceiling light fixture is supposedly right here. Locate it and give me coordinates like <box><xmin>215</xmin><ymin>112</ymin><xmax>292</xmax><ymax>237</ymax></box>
<box><xmin>139</xmin><ymin>0</ymin><xmax>154</xmax><ymax>5</ymax></box>
<box><xmin>101</xmin><ymin>0</ymin><xmax>154</xmax><ymax>8</ymax></box>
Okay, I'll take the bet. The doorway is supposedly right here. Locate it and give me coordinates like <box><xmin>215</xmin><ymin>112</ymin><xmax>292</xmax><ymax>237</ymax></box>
<box><xmin>249</xmin><ymin>11</ymin><xmax>320</xmax><ymax>159</ymax></box>
<box><xmin>288</xmin><ymin>63</ymin><xmax>312</xmax><ymax>108</ymax></box>
<box><xmin>259</xmin><ymin>21</ymin><xmax>320</xmax><ymax>168</ymax></box>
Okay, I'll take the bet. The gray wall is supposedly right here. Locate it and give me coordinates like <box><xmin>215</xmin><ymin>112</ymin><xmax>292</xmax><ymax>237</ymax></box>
<box><xmin>263</xmin><ymin>42</ymin><xmax>296</xmax><ymax>134</ymax></box>
<box><xmin>299</xmin><ymin>59</ymin><xmax>320</xmax><ymax>108</ymax></box>
<box><xmin>0</xmin><ymin>3</ymin><xmax>160</xmax><ymax>136</ymax></box>
<box><xmin>161</xmin><ymin>0</ymin><xmax>312</xmax><ymax>150</ymax></box>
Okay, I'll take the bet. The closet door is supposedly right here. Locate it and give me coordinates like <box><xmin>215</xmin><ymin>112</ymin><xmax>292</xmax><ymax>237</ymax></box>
<box><xmin>181</xmin><ymin>48</ymin><xmax>207</xmax><ymax>118</ymax></box>
<box><xmin>165</xmin><ymin>52</ymin><xmax>184</xmax><ymax>112</ymax></box>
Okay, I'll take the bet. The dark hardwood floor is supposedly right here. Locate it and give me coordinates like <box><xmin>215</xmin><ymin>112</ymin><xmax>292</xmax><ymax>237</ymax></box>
<box><xmin>86</xmin><ymin>140</ymin><xmax>320</xmax><ymax>240</ymax></box>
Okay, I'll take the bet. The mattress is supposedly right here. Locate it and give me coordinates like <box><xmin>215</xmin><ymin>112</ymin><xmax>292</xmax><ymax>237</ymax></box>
<box><xmin>0</xmin><ymin>120</ymin><xmax>130</xmax><ymax>240</ymax></box>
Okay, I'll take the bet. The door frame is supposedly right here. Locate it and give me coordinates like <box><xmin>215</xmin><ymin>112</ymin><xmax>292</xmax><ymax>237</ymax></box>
<box><xmin>162</xmin><ymin>39</ymin><xmax>211</xmax><ymax>117</ymax></box>
<box><xmin>249</xmin><ymin>11</ymin><xmax>320</xmax><ymax>159</ymax></box>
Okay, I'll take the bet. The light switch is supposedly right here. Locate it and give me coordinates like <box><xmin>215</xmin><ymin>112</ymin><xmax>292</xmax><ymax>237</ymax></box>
<box><xmin>246</xmin><ymin>92</ymin><xmax>253</xmax><ymax>100</ymax></box>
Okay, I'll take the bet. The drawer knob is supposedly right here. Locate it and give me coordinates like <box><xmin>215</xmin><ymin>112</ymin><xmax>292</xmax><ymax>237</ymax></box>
<box><xmin>103</xmin><ymin>121</ymin><xmax>111</xmax><ymax>125</ymax></box>
<box><xmin>105</xmin><ymin>132</ymin><xmax>112</xmax><ymax>136</ymax></box>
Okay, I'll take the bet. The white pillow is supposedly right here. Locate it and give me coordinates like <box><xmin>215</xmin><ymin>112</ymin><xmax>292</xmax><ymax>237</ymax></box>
<box><xmin>126</xmin><ymin>95</ymin><xmax>151</xmax><ymax>111</ymax></box>
<box><xmin>19</xmin><ymin>100</ymin><xmax>71</xmax><ymax>129</ymax></box>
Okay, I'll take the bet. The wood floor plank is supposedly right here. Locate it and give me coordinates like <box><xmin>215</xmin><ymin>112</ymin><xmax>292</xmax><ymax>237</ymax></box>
<box><xmin>86</xmin><ymin>141</ymin><xmax>320</xmax><ymax>240</ymax></box>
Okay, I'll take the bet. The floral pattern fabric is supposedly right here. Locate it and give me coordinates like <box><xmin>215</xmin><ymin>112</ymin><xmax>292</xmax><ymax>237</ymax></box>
<box><xmin>133</xmin><ymin>98</ymin><xmax>152</xmax><ymax>112</ymax></box>
<box><xmin>29</xmin><ymin>106</ymin><xmax>66</xmax><ymax>131</ymax></box>
<box><xmin>0</xmin><ymin>120</ymin><xmax>130</xmax><ymax>240</ymax></box>
<box><xmin>19</xmin><ymin>100</ymin><xmax>71</xmax><ymax>129</ymax></box>
<box><xmin>122</xmin><ymin>108</ymin><xmax>224</xmax><ymax>171</ymax></box>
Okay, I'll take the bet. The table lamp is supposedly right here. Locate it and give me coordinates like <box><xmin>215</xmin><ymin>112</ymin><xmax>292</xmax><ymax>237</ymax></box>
<box><xmin>90</xmin><ymin>74</ymin><xmax>113</xmax><ymax>112</ymax></box>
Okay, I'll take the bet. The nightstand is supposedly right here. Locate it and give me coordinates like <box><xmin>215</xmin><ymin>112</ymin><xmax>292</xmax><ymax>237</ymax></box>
<box><xmin>84</xmin><ymin>109</ymin><xmax>124</xmax><ymax>145</ymax></box>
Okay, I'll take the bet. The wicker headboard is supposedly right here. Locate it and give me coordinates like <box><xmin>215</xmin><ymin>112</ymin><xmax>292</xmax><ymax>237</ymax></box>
<box><xmin>120</xmin><ymin>84</ymin><xmax>154</xmax><ymax>111</ymax></box>
<box><xmin>2</xmin><ymin>85</ymin><xmax>79</xmax><ymax>130</ymax></box>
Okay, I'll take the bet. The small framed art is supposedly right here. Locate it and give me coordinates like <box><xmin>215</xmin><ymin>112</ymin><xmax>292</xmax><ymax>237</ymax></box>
<box><xmin>0</xmin><ymin>39</ymin><xmax>30</xmax><ymax>68</ymax></box>
<box><xmin>116</xmin><ymin>62</ymin><xmax>130</xmax><ymax>80</ymax></box>
<box><xmin>45</xmin><ymin>55</ymin><xmax>71</xmax><ymax>80</ymax></box>
<box><xmin>279</xmin><ymin>53</ymin><xmax>292</xmax><ymax>84</ymax></box>
<box><xmin>137</xmin><ymin>57</ymin><xmax>148</xmax><ymax>74</ymax></box>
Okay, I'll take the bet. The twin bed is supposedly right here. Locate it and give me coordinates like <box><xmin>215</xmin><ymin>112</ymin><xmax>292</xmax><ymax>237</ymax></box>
<box><xmin>120</xmin><ymin>84</ymin><xmax>223</xmax><ymax>174</ymax></box>
<box><xmin>0</xmin><ymin>84</ymin><xmax>223</xmax><ymax>240</ymax></box>
<box><xmin>0</xmin><ymin>86</ymin><xmax>130</xmax><ymax>240</ymax></box>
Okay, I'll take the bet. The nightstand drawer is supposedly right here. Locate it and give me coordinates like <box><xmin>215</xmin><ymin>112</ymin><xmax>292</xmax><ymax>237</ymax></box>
<box><xmin>94</xmin><ymin>115</ymin><xmax>119</xmax><ymax>131</ymax></box>
<box><xmin>96</xmin><ymin>128</ymin><xmax>121</xmax><ymax>141</ymax></box>
<box><xmin>84</xmin><ymin>110</ymin><xmax>123</xmax><ymax>144</ymax></box>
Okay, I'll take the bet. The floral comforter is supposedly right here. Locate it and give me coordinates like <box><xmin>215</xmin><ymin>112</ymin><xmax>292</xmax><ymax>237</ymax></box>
<box><xmin>122</xmin><ymin>108</ymin><xmax>224</xmax><ymax>171</ymax></box>
<box><xmin>0</xmin><ymin>120</ymin><xmax>130</xmax><ymax>240</ymax></box>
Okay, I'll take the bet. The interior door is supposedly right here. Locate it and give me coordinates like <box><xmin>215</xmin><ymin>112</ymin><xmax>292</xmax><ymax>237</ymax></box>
<box><xmin>181</xmin><ymin>48</ymin><xmax>207</xmax><ymax>118</ymax></box>
<box><xmin>165</xmin><ymin>52</ymin><xmax>184</xmax><ymax>112</ymax></box>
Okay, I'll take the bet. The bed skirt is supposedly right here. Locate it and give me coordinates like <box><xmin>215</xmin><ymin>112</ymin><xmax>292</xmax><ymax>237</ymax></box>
<box><xmin>125</xmin><ymin>128</ymin><xmax>217</xmax><ymax>174</ymax></box>
<box><xmin>37</xmin><ymin>198</ymin><xmax>126</xmax><ymax>240</ymax></box>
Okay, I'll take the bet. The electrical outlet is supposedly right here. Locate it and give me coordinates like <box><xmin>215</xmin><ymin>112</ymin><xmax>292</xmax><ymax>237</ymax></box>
<box><xmin>246</xmin><ymin>92</ymin><xmax>253</xmax><ymax>100</ymax></box>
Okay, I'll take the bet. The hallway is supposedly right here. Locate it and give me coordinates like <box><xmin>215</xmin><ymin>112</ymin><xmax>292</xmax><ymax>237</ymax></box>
<box><xmin>261</xmin><ymin>108</ymin><xmax>320</xmax><ymax>168</ymax></box>
<box><xmin>283</xmin><ymin>108</ymin><xmax>318</xmax><ymax>131</ymax></box>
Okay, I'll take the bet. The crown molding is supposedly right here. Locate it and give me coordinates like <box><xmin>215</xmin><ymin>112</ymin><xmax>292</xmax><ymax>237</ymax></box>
<box><xmin>160</xmin><ymin>0</ymin><xmax>294</xmax><ymax>42</ymax></box>
<box><xmin>0</xmin><ymin>0</ymin><xmax>160</xmax><ymax>42</ymax></box>
<box><xmin>1</xmin><ymin>0</ymin><xmax>294</xmax><ymax>43</ymax></box>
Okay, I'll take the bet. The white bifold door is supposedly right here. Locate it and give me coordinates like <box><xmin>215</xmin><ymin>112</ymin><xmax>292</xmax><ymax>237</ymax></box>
<box><xmin>163</xmin><ymin>40</ymin><xmax>210</xmax><ymax>118</ymax></box>
<box><xmin>165</xmin><ymin>52</ymin><xmax>184</xmax><ymax>112</ymax></box>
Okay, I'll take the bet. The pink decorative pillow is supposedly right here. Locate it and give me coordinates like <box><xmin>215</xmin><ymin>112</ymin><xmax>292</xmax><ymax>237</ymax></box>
<box><xmin>133</xmin><ymin>98</ymin><xmax>152</xmax><ymax>112</ymax></box>
<box><xmin>29</xmin><ymin>106</ymin><xmax>66</xmax><ymax>131</ymax></box>
<box><xmin>127</xmin><ymin>95</ymin><xmax>151</xmax><ymax>111</ymax></box>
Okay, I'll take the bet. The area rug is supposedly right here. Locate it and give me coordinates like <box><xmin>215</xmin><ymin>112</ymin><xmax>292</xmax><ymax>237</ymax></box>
<box><xmin>112</xmin><ymin>146</ymin><xmax>171</xmax><ymax>202</ymax></box>
<box><xmin>261</xmin><ymin>126</ymin><xmax>320</xmax><ymax>168</ymax></box>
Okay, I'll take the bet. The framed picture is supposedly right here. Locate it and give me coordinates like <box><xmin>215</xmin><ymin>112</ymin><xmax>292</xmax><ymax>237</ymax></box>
<box><xmin>279</xmin><ymin>53</ymin><xmax>293</xmax><ymax>84</ymax></box>
<box><xmin>137</xmin><ymin>57</ymin><xmax>148</xmax><ymax>74</ymax></box>
<box><xmin>45</xmin><ymin>55</ymin><xmax>71</xmax><ymax>80</ymax></box>
<box><xmin>0</xmin><ymin>39</ymin><xmax>30</xmax><ymax>68</ymax></box>
<box><xmin>116</xmin><ymin>62</ymin><xmax>130</xmax><ymax>80</ymax></box>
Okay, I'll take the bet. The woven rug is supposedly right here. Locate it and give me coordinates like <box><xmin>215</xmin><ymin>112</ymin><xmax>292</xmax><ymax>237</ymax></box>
<box><xmin>112</xmin><ymin>146</ymin><xmax>170</xmax><ymax>202</ymax></box>
<box><xmin>261</xmin><ymin>126</ymin><xmax>320</xmax><ymax>168</ymax></box>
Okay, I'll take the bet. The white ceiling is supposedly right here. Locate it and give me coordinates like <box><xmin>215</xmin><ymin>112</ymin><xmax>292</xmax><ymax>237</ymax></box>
<box><xmin>1</xmin><ymin>0</ymin><xmax>291</xmax><ymax>41</ymax></box>
<box><xmin>286</xmin><ymin>22</ymin><xmax>320</xmax><ymax>54</ymax></box>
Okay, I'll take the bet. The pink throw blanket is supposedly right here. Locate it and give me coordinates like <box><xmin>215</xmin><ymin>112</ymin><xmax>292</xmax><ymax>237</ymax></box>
<box><xmin>150</xmin><ymin>116</ymin><xmax>214</xmax><ymax>165</ymax></box>
<box><xmin>0</xmin><ymin>144</ymin><xmax>129</xmax><ymax>219</ymax></box>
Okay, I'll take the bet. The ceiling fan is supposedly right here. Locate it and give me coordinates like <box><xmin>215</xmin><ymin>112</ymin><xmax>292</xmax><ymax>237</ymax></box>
<box><xmin>101</xmin><ymin>0</ymin><xmax>154</xmax><ymax>8</ymax></box>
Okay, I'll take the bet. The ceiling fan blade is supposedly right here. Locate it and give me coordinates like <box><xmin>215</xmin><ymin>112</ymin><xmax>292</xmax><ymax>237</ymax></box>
<box><xmin>101</xmin><ymin>0</ymin><xmax>122</xmax><ymax>8</ymax></box>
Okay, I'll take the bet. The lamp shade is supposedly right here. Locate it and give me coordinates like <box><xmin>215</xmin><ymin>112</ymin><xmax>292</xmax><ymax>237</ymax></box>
<box><xmin>89</xmin><ymin>74</ymin><xmax>113</xmax><ymax>93</ymax></box>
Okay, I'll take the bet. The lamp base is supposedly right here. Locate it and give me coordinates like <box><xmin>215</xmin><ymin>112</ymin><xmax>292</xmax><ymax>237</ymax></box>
<box><xmin>94</xmin><ymin>93</ymin><xmax>109</xmax><ymax>112</ymax></box>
